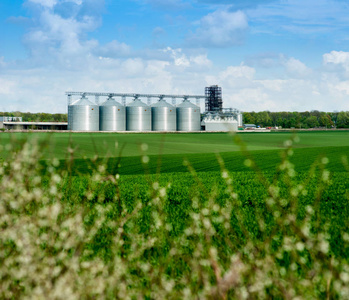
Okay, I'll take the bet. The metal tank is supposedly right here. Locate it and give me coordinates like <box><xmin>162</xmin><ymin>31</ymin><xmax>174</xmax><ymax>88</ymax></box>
<box><xmin>99</xmin><ymin>96</ymin><xmax>126</xmax><ymax>131</ymax></box>
<box><xmin>151</xmin><ymin>100</ymin><xmax>176</xmax><ymax>131</ymax></box>
<box><xmin>68</xmin><ymin>95</ymin><xmax>99</xmax><ymax>131</ymax></box>
<box><xmin>237</xmin><ymin>113</ymin><xmax>243</xmax><ymax>127</ymax></box>
<box><xmin>176</xmin><ymin>100</ymin><xmax>201</xmax><ymax>131</ymax></box>
<box><xmin>126</xmin><ymin>98</ymin><xmax>151</xmax><ymax>131</ymax></box>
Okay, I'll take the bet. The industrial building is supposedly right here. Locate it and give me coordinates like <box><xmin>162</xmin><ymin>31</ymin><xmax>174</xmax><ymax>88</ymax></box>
<box><xmin>205</xmin><ymin>85</ymin><xmax>223</xmax><ymax>112</ymax></box>
<box><xmin>66</xmin><ymin>86</ymin><xmax>242</xmax><ymax>132</ymax></box>
<box><xmin>201</xmin><ymin>86</ymin><xmax>243</xmax><ymax>131</ymax></box>
<box><xmin>0</xmin><ymin>86</ymin><xmax>242</xmax><ymax>132</ymax></box>
<box><xmin>0</xmin><ymin>116</ymin><xmax>68</xmax><ymax>130</ymax></box>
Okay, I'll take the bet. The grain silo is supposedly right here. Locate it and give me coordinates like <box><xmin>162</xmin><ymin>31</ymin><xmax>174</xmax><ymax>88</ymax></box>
<box><xmin>68</xmin><ymin>95</ymin><xmax>99</xmax><ymax>131</ymax></box>
<box><xmin>237</xmin><ymin>113</ymin><xmax>243</xmax><ymax>127</ymax></box>
<box><xmin>151</xmin><ymin>100</ymin><xmax>176</xmax><ymax>131</ymax></box>
<box><xmin>176</xmin><ymin>100</ymin><xmax>201</xmax><ymax>131</ymax></box>
<box><xmin>126</xmin><ymin>98</ymin><xmax>151</xmax><ymax>131</ymax></box>
<box><xmin>99</xmin><ymin>96</ymin><xmax>126</xmax><ymax>131</ymax></box>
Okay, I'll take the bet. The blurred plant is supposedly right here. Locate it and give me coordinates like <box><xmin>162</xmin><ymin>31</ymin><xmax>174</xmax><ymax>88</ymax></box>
<box><xmin>0</xmin><ymin>137</ymin><xmax>348</xmax><ymax>299</ymax></box>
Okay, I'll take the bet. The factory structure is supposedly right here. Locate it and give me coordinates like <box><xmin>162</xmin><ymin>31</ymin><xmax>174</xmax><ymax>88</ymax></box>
<box><xmin>67</xmin><ymin>86</ymin><xmax>243</xmax><ymax>132</ymax></box>
<box><xmin>0</xmin><ymin>86</ymin><xmax>242</xmax><ymax>131</ymax></box>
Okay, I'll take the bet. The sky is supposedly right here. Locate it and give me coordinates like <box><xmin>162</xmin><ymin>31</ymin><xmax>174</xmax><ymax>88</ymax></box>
<box><xmin>1</xmin><ymin>0</ymin><xmax>349</xmax><ymax>113</ymax></box>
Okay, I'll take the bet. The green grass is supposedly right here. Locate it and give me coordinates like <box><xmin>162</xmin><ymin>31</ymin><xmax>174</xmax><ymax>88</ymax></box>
<box><xmin>1</xmin><ymin>131</ymin><xmax>349</xmax><ymax>161</ymax></box>
<box><xmin>57</xmin><ymin>145</ymin><xmax>347</xmax><ymax>176</ymax></box>
<box><xmin>0</xmin><ymin>131</ymin><xmax>344</xmax><ymax>175</ymax></box>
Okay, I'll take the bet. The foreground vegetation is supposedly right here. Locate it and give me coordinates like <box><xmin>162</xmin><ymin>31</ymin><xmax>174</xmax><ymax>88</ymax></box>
<box><xmin>1</xmin><ymin>132</ymin><xmax>349</xmax><ymax>298</ymax></box>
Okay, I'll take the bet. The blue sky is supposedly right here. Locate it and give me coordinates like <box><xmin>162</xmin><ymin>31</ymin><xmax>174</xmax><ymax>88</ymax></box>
<box><xmin>1</xmin><ymin>0</ymin><xmax>349</xmax><ymax>113</ymax></box>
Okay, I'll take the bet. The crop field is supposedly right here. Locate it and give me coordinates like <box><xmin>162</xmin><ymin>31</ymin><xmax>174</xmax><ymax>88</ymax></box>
<box><xmin>1</xmin><ymin>131</ymin><xmax>349</xmax><ymax>174</ymax></box>
<box><xmin>1</xmin><ymin>131</ymin><xmax>349</xmax><ymax>298</ymax></box>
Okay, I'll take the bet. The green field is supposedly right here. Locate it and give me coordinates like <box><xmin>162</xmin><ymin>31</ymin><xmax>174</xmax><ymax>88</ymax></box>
<box><xmin>1</xmin><ymin>131</ymin><xmax>349</xmax><ymax>298</ymax></box>
<box><xmin>1</xmin><ymin>131</ymin><xmax>348</xmax><ymax>174</ymax></box>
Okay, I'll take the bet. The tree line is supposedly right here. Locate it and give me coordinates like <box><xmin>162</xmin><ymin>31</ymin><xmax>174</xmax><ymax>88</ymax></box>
<box><xmin>243</xmin><ymin>111</ymin><xmax>349</xmax><ymax>128</ymax></box>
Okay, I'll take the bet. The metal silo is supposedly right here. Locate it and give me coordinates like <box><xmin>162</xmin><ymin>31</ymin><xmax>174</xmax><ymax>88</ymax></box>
<box><xmin>176</xmin><ymin>100</ymin><xmax>201</xmax><ymax>131</ymax></box>
<box><xmin>68</xmin><ymin>95</ymin><xmax>99</xmax><ymax>131</ymax></box>
<box><xmin>126</xmin><ymin>98</ymin><xmax>151</xmax><ymax>131</ymax></box>
<box><xmin>237</xmin><ymin>112</ymin><xmax>243</xmax><ymax>127</ymax></box>
<box><xmin>151</xmin><ymin>100</ymin><xmax>176</xmax><ymax>131</ymax></box>
<box><xmin>99</xmin><ymin>96</ymin><xmax>126</xmax><ymax>131</ymax></box>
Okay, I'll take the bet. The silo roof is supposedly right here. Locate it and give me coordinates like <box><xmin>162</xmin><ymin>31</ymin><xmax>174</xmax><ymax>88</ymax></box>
<box><xmin>71</xmin><ymin>97</ymin><xmax>96</xmax><ymax>106</ymax></box>
<box><xmin>151</xmin><ymin>100</ymin><xmax>174</xmax><ymax>108</ymax></box>
<box><xmin>126</xmin><ymin>99</ymin><xmax>149</xmax><ymax>107</ymax></box>
<box><xmin>100</xmin><ymin>98</ymin><xmax>123</xmax><ymax>106</ymax></box>
<box><xmin>177</xmin><ymin>100</ymin><xmax>199</xmax><ymax>108</ymax></box>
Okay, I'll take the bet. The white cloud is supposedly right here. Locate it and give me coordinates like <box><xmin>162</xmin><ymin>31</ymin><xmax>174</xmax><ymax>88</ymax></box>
<box><xmin>95</xmin><ymin>40</ymin><xmax>132</xmax><ymax>58</ymax></box>
<box><xmin>323</xmin><ymin>51</ymin><xmax>349</xmax><ymax>65</ymax></box>
<box><xmin>22</xmin><ymin>8</ymin><xmax>99</xmax><ymax>65</ymax></box>
<box><xmin>323</xmin><ymin>50</ymin><xmax>349</xmax><ymax>74</ymax></box>
<box><xmin>162</xmin><ymin>47</ymin><xmax>212</xmax><ymax>71</ymax></box>
<box><xmin>203</xmin><ymin>53</ymin><xmax>349</xmax><ymax>112</ymax></box>
<box><xmin>0</xmin><ymin>78</ymin><xmax>16</xmax><ymax>95</ymax></box>
<box><xmin>190</xmin><ymin>54</ymin><xmax>212</xmax><ymax>68</ymax></box>
<box><xmin>283</xmin><ymin>57</ymin><xmax>311</xmax><ymax>77</ymax></box>
<box><xmin>220</xmin><ymin>65</ymin><xmax>255</xmax><ymax>80</ymax></box>
<box><xmin>2</xmin><ymin>48</ymin><xmax>349</xmax><ymax>113</ymax></box>
<box><xmin>2</xmin><ymin>0</ymin><xmax>349</xmax><ymax>114</ymax></box>
<box><xmin>188</xmin><ymin>9</ymin><xmax>248</xmax><ymax>47</ymax></box>
<box><xmin>334</xmin><ymin>81</ymin><xmax>349</xmax><ymax>94</ymax></box>
<box><xmin>29</xmin><ymin>0</ymin><xmax>58</xmax><ymax>8</ymax></box>
<box><xmin>259</xmin><ymin>79</ymin><xmax>285</xmax><ymax>92</ymax></box>
<box><xmin>323</xmin><ymin>51</ymin><xmax>349</xmax><ymax>93</ymax></box>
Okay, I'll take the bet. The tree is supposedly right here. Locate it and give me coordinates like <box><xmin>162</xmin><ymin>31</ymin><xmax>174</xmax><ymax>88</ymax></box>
<box><xmin>306</xmin><ymin>116</ymin><xmax>319</xmax><ymax>128</ymax></box>
<box><xmin>319</xmin><ymin>113</ymin><xmax>333</xmax><ymax>128</ymax></box>
<box><xmin>255</xmin><ymin>111</ymin><xmax>272</xmax><ymax>127</ymax></box>
<box><xmin>243</xmin><ymin>112</ymin><xmax>256</xmax><ymax>124</ymax></box>
<box><xmin>337</xmin><ymin>111</ymin><xmax>349</xmax><ymax>128</ymax></box>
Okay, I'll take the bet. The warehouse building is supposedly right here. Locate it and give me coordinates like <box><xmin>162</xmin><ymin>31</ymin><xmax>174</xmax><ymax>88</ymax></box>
<box><xmin>0</xmin><ymin>117</ymin><xmax>68</xmax><ymax>130</ymax></box>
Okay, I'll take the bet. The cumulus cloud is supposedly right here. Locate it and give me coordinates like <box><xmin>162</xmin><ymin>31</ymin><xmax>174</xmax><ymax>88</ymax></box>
<box><xmin>2</xmin><ymin>0</ymin><xmax>349</xmax><ymax>113</ymax></box>
<box><xmin>162</xmin><ymin>47</ymin><xmax>212</xmax><ymax>71</ymax></box>
<box><xmin>322</xmin><ymin>51</ymin><xmax>349</xmax><ymax>96</ymax></box>
<box><xmin>94</xmin><ymin>40</ymin><xmax>132</xmax><ymax>58</ymax></box>
<box><xmin>0</xmin><ymin>0</ymin><xmax>213</xmax><ymax>113</ymax></box>
<box><xmin>196</xmin><ymin>0</ymin><xmax>277</xmax><ymax>9</ymax></box>
<box><xmin>203</xmin><ymin>52</ymin><xmax>349</xmax><ymax>112</ymax></box>
<box><xmin>21</xmin><ymin>0</ymin><xmax>103</xmax><ymax>68</ymax></box>
<box><xmin>187</xmin><ymin>9</ymin><xmax>248</xmax><ymax>47</ymax></box>
<box><xmin>322</xmin><ymin>50</ymin><xmax>349</xmax><ymax>81</ymax></box>
<box><xmin>220</xmin><ymin>65</ymin><xmax>255</xmax><ymax>79</ymax></box>
<box><xmin>283</xmin><ymin>57</ymin><xmax>312</xmax><ymax>77</ymax></box>
<box><xmin>29</xmin><ymin>0</ymin><xmax>58</xmax><ymax>8</ymax></box>
<box><xmin>245</xmin><ymin>54</ymin><xmax>312</xmax><ymax>78</ymax></box>
<box><xmin>323</xmin><ymin>50</ymin><xmax>349</xmax><ymax>69</ymax></box>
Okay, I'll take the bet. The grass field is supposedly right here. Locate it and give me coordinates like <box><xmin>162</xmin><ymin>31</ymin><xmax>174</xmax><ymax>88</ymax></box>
<box><xmin>1</xmin><ymin>131</ymin><xmax>348</xmax><ymax>174</ymax></box>
<box><xmin>1</xmin><ymin>131</ymin><xmax>349</xmax><ymax>298</ymax></box>
<box><xmin>1</xmin><ymin>131</ymin><xmax>349</xmax><ymax>158</ymax></box>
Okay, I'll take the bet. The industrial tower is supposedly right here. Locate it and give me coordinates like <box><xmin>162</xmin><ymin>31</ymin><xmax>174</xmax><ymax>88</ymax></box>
<box><xmin>205</xmin><ymin>85</ymin><xmax>223</xmax><ymax>112</ymax></box>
